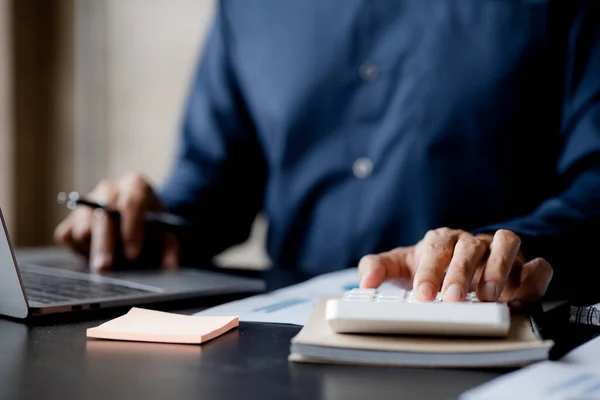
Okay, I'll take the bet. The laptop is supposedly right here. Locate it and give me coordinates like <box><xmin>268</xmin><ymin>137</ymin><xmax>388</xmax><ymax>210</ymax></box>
<box><xmin>0</xmin><ymin>210</ymin><xmax>266</xmax><ymax>319</ymax></box>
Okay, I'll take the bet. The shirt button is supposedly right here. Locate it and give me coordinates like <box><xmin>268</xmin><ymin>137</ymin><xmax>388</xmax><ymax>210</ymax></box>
<box><xmin>353</xmin><ymin>158</ymin><xmax>373</xmax><ymax>179</ymax></box>
<box><xmin>359</xmin><ymin>61</ymin><xmax>378</xmax><ymax>82</ymax></box>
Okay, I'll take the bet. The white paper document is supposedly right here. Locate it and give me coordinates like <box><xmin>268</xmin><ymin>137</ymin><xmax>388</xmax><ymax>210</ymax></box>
<box><xmin>461</xmin><ymin>334</ymin><xmax>600</xmax><ymax>400</ymax></box>
<box><xmin>196</xmin><ymin>268</ymin><xmax>389</xmax><ymax>325</ymax></box>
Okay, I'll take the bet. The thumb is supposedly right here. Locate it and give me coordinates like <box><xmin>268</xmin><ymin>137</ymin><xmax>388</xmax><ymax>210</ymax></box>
<box><xmin>358</xmin><ymin>247</ymin><xmax>414</xmax><ymax>289</ymax></box>
<box><xmin>508</xmin><ymin>257</ymin><xmax>553</xmax><ymax>308</ymax></box>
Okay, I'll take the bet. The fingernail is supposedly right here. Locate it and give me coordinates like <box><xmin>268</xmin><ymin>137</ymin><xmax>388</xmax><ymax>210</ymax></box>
<box><xmin>482</xmin><ymin>281</ymin><xmax>497</xmax><ymax>301</ymax></box>
<box><xmin>418</xmin><ymin>282</ymin><xmax>436</xmax><ymax>300</ymax></box>
<box><xmin>444</xmin><ymin>284</ymin><xmax>463</xmax><ymax>302</ymax></box>
<box><xmin>359</xmin><ymin>277</ymin><xmax>373</xmax><ymax>288</ymax></box>
<box><xmin>91</xmin><ymin>253</ymin><xmax>111</xmax><ymax>271</ymax></box>
<box><xmin>358</xmin><ymin>256</ymin><xmax>380</xmax><ymax>287</ymax></box>
<box><xmin>125</xmin><ymin>245</ymin><xmax>139</xmax><ymax>260</ymax></box>
<box><xmin>358</xmin><ymin>267</ymin><xmax>369</xmax><ymax>282</ymax></box>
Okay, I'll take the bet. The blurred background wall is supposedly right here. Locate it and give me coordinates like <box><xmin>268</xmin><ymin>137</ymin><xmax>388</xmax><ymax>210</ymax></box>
<box><xmin>0</xmin><ymin>0</ymin><xmax>13</xmax><ymax>231</ymax></box>
<box><xmin>2</xmin><ymin>0</ymin><xmax>269</xmax><ymax>268</ymax></box>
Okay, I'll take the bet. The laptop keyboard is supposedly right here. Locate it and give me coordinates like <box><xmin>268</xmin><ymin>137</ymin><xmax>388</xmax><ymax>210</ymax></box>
<box><xmin>19</xmin><ymin>269</ymin><xmax>155</xmax><ymax>304</ymax></box>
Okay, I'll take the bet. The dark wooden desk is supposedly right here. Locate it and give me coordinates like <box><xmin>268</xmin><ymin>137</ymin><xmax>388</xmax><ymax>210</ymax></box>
<box><xmin>0</xmin><ymin>248</ymin><xmax>592</xmax><ymax>400</ymax></box>
<box><xmin>0</xmin><ymin>318</ymin><xmax>507</xmax><ymax>400</ymax></box>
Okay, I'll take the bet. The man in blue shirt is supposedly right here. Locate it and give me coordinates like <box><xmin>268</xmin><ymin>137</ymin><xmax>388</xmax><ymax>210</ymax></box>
<box><xmin>55</xmin><ymin>1</ymin><xmax>600</xmax><ymax>304</ymax></box>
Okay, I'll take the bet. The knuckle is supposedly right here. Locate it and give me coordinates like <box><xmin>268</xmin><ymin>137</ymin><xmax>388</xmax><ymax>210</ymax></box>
<box><xmin>123</xmin><ymin>172</ymin><xmax>148</xmax><ymax>189</ymax></box>
<box><xmin>424</xmin><ymin>229</ymin><xmax>438</xmax><ymax>240</ymax></box>
<box><xmin>453</xmin><ymin>230</ymin><xmax>468</xmax><ymax>239</ymax></box>
<box><xmin>459</xmin><ymin>236</ymin><xmax>485</xmax><ymax>250</ymax></box>
<box><xmin>497</xmin><ymin>229</ymin><xmax>521</xmax><ymax>244</ymax></box>
<box><xmin>436</xmin><ymin>227</ymin><xmax>453</xmax><ymax>236</ymax></box>
<box><xmin>426</xmin><ymin>242</ymin><xmax>453</xmax><ymax>260</ymax></box>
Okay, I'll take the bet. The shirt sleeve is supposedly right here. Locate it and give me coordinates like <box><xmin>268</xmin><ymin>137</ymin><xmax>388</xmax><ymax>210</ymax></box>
<box><xmin>473</xmin><ymin>3</ymin><xmax>600</xmax><ymax>299</ymax></box>
<box><xmin>158</xmin><ymin>2</ymin><xmax>267</xmax><ymax>263</ymax></box>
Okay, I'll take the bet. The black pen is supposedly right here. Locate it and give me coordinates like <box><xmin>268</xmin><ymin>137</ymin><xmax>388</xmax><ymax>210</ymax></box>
<box><xmin>57</xmin><ymin>191</ymin><xmax>194</xmax><ymax>230</ymax></box>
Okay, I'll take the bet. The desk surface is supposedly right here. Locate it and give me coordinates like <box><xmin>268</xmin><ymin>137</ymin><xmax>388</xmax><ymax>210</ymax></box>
<box><xmin>0</xmin><ymin>318</ymin><xmax>507</xmax><ymax>400</ymax></box>
<box><xmin>1</xmin><ymin>248</ymin><xmax>593</xmax><ymax>400</ymax></box>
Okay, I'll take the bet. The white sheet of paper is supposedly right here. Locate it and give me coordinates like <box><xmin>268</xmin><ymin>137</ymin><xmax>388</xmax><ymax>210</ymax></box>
<box><xmin>561</xmin><ymin>333</ymin><xmax>600</xmax><ymax>370</ymax></box>
<box><xmin>461</xmin><ymin>334</ymin><xmax>600</xmax><ymax>400</ymax></box>
<box><xmin>461</xmin><ymin>363</ymin><xmax>600</xmax><ymax>400</ymax></box>
<box><xmin>195</xmin><ymin>268</ymin><xmax>396</xmax><ymax>325</ymax></box>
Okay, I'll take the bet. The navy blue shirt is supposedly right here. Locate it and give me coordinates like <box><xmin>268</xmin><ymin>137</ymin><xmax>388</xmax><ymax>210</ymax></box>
<box><xmin>160</xmin><ymin>0</ymin><xmax>600</xmax><ymax>282</ymax></box>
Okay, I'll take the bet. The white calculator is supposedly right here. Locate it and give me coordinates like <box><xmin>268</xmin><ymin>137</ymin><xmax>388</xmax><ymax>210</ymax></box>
<box><xmin>325</xmin><ymin>288</ymin><xmax>510</xmax><ymax>337</ymax></box>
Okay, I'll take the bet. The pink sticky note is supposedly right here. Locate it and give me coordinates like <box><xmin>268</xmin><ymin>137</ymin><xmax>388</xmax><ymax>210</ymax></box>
<box><xmin>86</xmin><ymin>308</ymin><xmax>238</xmax><ymax>344</ymax></box>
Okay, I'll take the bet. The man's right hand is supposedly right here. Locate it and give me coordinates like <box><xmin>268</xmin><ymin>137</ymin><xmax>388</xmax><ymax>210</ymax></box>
<box><xmin>53</xmin><ymin>173</ymin><xmax>179</xmax><ymax>272</ymax></box>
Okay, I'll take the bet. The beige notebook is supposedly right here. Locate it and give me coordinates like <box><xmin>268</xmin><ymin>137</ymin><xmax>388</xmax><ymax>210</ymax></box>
<box><xmin>289</xmin><ymin>296</ymin><xmax>554</xmax><ymax>368</ymax></box>
<box><xmin>87</xmin><ymin>308</ymin><xmax>238</xmax><ymax>344</ymax></box>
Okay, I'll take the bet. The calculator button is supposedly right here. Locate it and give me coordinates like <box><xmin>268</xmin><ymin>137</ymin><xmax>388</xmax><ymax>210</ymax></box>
<box><xmin>376</xmin><ymin>290</ymin><xmax>407</xmax><ymax>299</ymax></box>
<box><xmin>375</xmin><ymin>297</ymin><xmax>402</xmax><ymax>303</ymax></box>
<box><xmin>375</xmin><ymin>296</ymin><xmax>403</xmax><ymax>302</ymax></box>
<box><xmin>350</xmin><ymin>288</ymin><xmax>376</xmax><ymax>295</ymax></box>
<box><xmin>346</xmin><ymin>293</ymin><xmax>372</xmax><ymax>298</ymax></box>
<box><xmin>344</xmin><ymin>297</ymin><xmax>371</xmax><ymax>302</ymax></box>
<box><xmin>341</xmin><ymin>289</ymin><xmax>485</xmax><ymax>304</ymax></box>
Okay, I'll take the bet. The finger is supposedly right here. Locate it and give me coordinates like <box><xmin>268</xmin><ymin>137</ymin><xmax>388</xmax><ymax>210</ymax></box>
<box><xmin>469</xmin><ymin>266</ymin><xmax>484</xmax><ymax>292</ymax></box>
<box><xmin>497</xmin><ymin>262</ymin><xmax>522</xmax><ymax>302</ymax></box>
<box><xmin>117</xmin><ymin>174</ymin><xmax>150</xmax><ymax>261</ymax></box>
<box><xmin>89</xmin><ymin>180</ymin><xmax>119</xmax><ymax>271</ymax></box>
<box><xmin>89</xmin><ymin>178</ymin><xmax>117</xmax><ymax>204</ymax></box>
<box><xmin>89</xmin><ymin>209</ymin><xmax>118</xmax><ymax>272</ymax></box>
<box><xmin>413</xmin><ymin>228</ymin><xmax>459</xmax><ymax>301</ymax></box>
<box><xmin>70</xmin><ymin>208</ymin><xmax>93</xmax><ymax>245</ymax></box>
<box><xmin>476</xmin><ymin>229</ymin><xmax>521</xmax><ymax>302</ymax></box>
<box><xmin>161</xmin><ymin>232</ymin><xmax>180</xmax><ymax>270</ymax></box>
<box><xmin>508</xmin><ymin>257</ymin><xmax>553</xmax><ymax>308</ymax></box>
<box><xmin>358</xmin><ymin>248</ymin><xmax>413</xmax><ymax>289</ymax></box>
<box><xmin>54</xmin><ymin>218</ymin><xmax>73</xmax><ymax>245</ymax></box>
<box><xmin>441</xmin><ymin>235</ymin><xmax>487</xmax><ymax>302</ymax></box>
<box><xmin>54</xmin><ymin>210</ymin><xmax>94</xmax><ymax>256</ymax></box>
